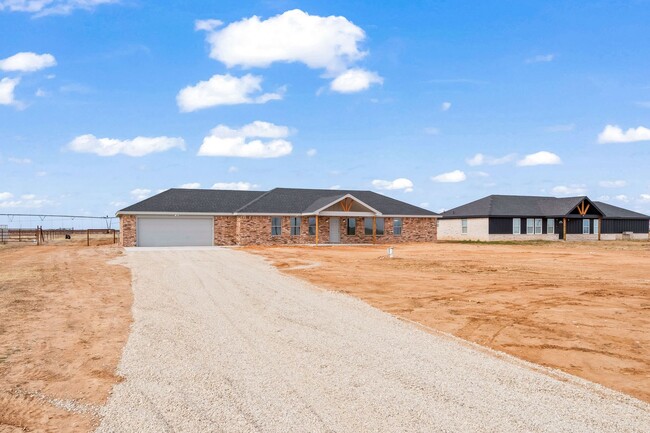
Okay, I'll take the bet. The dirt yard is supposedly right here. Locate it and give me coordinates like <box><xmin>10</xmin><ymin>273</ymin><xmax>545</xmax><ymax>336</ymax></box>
<box><xmin>248</xmin><ymin>241</ymin><xmax>650</xmax><ymax>403</ymax></box>
<box><xmin>0</xmin><ymin>242</ymin><xmax>131</xmax><ymax>432</ymax></box>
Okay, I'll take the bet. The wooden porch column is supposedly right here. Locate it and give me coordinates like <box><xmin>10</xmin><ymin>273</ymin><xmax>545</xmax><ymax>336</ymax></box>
<box><xmin>372</xmin><ymin>216</ymin><xmax>376</xmax><ymax>244</ymax></box>
<box><xmin>315</xmin><ymin>215</ymin><xmax>319</xmax><ymax>245</ymax></box>
<box><xmin>598</xmin><ymin>216</ymin><xmax>602</xmax><ymax>241</ymax></box>
<box><xmin>563</xmin><ymin>217</ymin><xmax>567</xmax><ymax>241</ymax></box>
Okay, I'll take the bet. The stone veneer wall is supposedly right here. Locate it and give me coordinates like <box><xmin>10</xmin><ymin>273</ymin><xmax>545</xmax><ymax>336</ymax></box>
<box><xmin>120</xmin><ymin>215</ymin><xmax>136</xmax><ymax>247</ymax></box>
<box><xmin>214</xmin><ymin>216</ymin><xmax>238</xmax><ymax>246</ymax></box>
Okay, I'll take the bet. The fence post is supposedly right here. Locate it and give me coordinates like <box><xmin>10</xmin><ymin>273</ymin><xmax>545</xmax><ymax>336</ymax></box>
<box><xmin>113</xmin><ymin>229</ymin><xmax>116</xmax><ymax>244</ymax></box>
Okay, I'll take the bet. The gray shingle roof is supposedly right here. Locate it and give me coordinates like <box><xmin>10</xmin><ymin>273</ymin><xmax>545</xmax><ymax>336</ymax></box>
<box><xmin>118</xmin><ymin>187</ymin><xmax>437</xmax><ymax>216</ymax></box>
<box><xmin>593</xmin><ymin>201</ymin><xmax>649</xmax><ymax>219</ymax></box>
<box><xmin>442</xmin><ymin>195</ymin><xmax>611</xmax><ymax>218</ymax></box>
<box><xmin>118</xmin><ymin>189</ymin><xmax>266</xmax><ymax>213</ymax></box>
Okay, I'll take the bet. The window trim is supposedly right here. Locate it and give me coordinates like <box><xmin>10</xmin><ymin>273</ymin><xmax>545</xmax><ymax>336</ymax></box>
<box><xmin>547</xmin><ymin>218</ymin><xmax>554</xmax><ymax>235</ymax></box>
<box><xmin>583</xmin><ymin>219</ymin><xmax>590</xmax><ymax>235</ymax></box>
<box><xmin>271</xmin><ymin>217</ymin><xmax>282</xmax><ymax>236</ymax></box>
<box><xmin>526</xmin><ymin>218</ymin><xmax>534</xmax><ymax>235</ymax></box>
<box><xmin>593</xmin><ymin>218</ymin><xmax>599</xmax><ymax>235</ymax></box>
<box><xmin>534</xmin><ymin>218</ymin><xmax>543</xmax><ymax>235</ymax></box>
<box><xmin>347</xmin><ymin>218</ymin><xmax>356</xmax><ymax>236</ymax></box>
<box><xmin>308</xmin><ymin>217</ymin><xmax>316</xmax><ymax>236</ymax></box>
<box><xmin>461</xmin><ymin>219</ymin><xmax>468</xmax><ymax>235</ymax></box>
<box><xmin>513</xmin><ymin>218</ymin><xmax>521</xmax><ymax>235</ymax></box>
<box><xmin>375</xmin><ymin>217</ymin><xmax>385</xmax><ymax>236</ymax></box>
<box><xmin>290</xmin><ymin>216</ymin><xmax>301</xmax><ymax>236</ymax></box>
<box><xmin>364</xmin><ymin>217</ymin><xmax>373</xmax><ymax>236</ymax></box>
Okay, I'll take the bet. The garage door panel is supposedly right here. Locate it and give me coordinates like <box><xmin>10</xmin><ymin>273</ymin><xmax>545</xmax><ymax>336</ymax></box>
<box><xmin>138</xmin><ymin>217</ymin><xmax>213</xmax><ymax>247</ymax></box>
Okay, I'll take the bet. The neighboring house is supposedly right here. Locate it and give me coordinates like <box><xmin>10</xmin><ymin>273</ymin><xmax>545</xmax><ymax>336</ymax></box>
<box><xmin>438</xmin><ymin>195</ymin><xmax>649</xmax><ymax>242</ymax></box>
<box><xmin>117</xmin><ymin>188</ymin><xmax>438</xmax><ymax>247</ymax></box>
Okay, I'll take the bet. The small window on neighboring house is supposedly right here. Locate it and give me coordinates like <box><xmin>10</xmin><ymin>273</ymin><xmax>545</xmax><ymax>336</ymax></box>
<box><xmin>308</xmin><ymin>217</ymin><xmax>316</xmax><ymax>236</ymax></box>
<box><xmin>547</xmin><ymin>218</ymin><xmax>555</xmax><ymax>234</ymax></box>
<box><xmin>583</xmin><ymin>219</ymin><xmax>590</xmax><ymax>234</ymax></box>
<box><xmin>393</xmin><ymin>218</ymin><xmax>403</xmax><ymax>236</ymax></box>
<box><xmin>376</xmin><ymin>218</ymin><xmax>385</xmax><ymax>236</ymax></box>
<box><xmin>535</xmin><ymin>218</ymin><xmax>543</xmax><ymax>234</ymax></box>
<box><xmin>290</xmin><ymin>217</ymin><xmax>301</xmax><ymax>236</ymax></box>
<box><xmin>364</xmin><ymin>217</ymin><xmax>373</xmax><ymax>235</ymax></box>
<box><xmin>513</xmin><ymin>218</ymin><xmax>521</xmax><ymax>235</ymax></box>
<box><xmin>461</xmin><ymin>219</ymin><xmax>468</xmax><ymax>234</ymax></box>
<box><xmin>526</xmin><ymin>218</ymin><xmax>534</xmax><ymax>235</ymax></box>
<box><xmin>347</xmin><ymin>218</ymin><xmax>356</xmax><ymax>236</ymax></box>
<box><xmin>271</xmin><ymin>217</ymin><xmax>281</xmax><ymax>236</ymax></box>
<box><xmin>593</xmin><ymin>218</ymin><xmax>599</xmax><ymax>235</ymax></box>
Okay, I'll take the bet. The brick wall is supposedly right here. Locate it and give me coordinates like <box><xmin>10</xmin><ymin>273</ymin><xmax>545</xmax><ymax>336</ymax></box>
<box><xmin>214</xmin><ymin>216</ymin><xmax>238</xmax><ymax>245</ymax></box>
<box><xmin>120</xmin><ymin>215</ymin><xmax>136</xmax><ymax>247</ymax></box>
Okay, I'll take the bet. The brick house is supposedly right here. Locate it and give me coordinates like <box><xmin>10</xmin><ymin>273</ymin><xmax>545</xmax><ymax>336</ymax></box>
<box><xmin>438</xmin><ymin>194</ymin><xmax>649</xmax><ymax>242</ymax></box>
<box><xmin>117</xmin><ymin>188</ymin><xmax>438</xmax><ymax>247</ymax></box>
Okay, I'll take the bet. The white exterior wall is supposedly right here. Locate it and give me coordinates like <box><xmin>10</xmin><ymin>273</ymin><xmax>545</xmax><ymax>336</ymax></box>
<box><xmin>438</xmin><ymin>218</ymin><xmax>489</xmax><ymax>241</ymax></box>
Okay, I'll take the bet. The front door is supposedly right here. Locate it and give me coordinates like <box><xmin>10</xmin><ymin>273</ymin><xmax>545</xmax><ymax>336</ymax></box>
<box><xmin>329</xmin><ymin>217</ymin><xmax>340</xmax><ymax>243</ymax></box>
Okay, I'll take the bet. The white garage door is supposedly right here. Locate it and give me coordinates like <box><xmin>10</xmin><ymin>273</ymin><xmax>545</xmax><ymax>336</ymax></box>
<box><xmin>137</xmin><ymin>217</ymin><xmax>213</xmax><ymax>247</ymax></box>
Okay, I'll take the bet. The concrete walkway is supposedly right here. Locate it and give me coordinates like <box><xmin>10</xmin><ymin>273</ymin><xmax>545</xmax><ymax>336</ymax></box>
<box><xmin>97</xmin><ymin>248</ymin><xmax>650</xmax><ymax>432</ymax></box>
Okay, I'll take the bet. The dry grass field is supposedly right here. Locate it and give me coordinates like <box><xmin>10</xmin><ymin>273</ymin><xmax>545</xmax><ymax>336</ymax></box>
<box><xmin>248</xmin><ymin>241</ymin><xmax>650</xmax><ymax>403</ymax></box>
<box><xmin>0</xmin><ymin>242</ymin><xmax>131</xmax><ymax>432</ymax></box>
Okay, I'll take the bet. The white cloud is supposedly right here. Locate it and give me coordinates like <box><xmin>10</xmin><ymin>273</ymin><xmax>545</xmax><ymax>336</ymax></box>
<box><xmin>614</xmin><ymin>194</ymin><xmax>629</xmax><ymax>203</ymax></box>
<box><xmin>517</xmin><ymin>151</ymin><xmax>561</xmax><ymax>166</ymax></box>
<box><xmin>0</xmin><ymin>0</ymin><xmax>117</xmax><ymax>16</ymax></box>
<box><xmin>198</xmin><ymin>121</ymin><xmax>293</xmax><ymax>158</ymax></box>
<box><xmin>8</xmin><ymin>157</ymin><xmax>31</xmax><ymax>164</ymax></box>
<box><xmin>371</xmin><ymin>178</ymin><xmax>414</xmax><ymax>193</ymax></box>
<box><xmin>67</xmin><ymin>134</ymin><xmax>186</xmax><ymax>157</ymax></box>
<box><xmin>597</xmin><ymin>195</ymin><xmax>610</xmax><ymax>201</ymax></box>
<box><xmin>194</xmin><ymin>19</ymin><xmax>222</xmax><ymax>32</ymax></box>
<box><xmin>329</xmin><ymin>185</ymin><xmax>341</xmax><ymax>190</ymax></box>
<box><xmin>35</xmin><ymin>88</ymin><xmax>49</xmax><ymax>97</ymax></box>
<box><xmin>177</xmin><ymin>73</ymin><xmax>283</xmax><ymax>112</ymax></box>
<box><xmin>466</xmin><ymin>153</ymin><xmax>516</xmax><ymax>166</ymax></box>
<box><xmin>597</xmin><ymin>124</ymin><xmax>650</xmax><ymax>144</ymax></box>
<box><xmin>330</xmin><ymin>68</ymin><xmax>382</xmax><ymax>93</ymax></box>
<box><xmin>227</xmin><ymin>165</ymin><xmax>238</xmax><ymax>173</ymax></box>
<box><xmin>0</xmin><ymin>191</ymin><xmax>50</xmax><ymax>208</ymax></box>
<box><xmin>110</xmin><ymin>201</ymin><xmax>127</xmax><ymax>207</ymax></box>
<box><xmin>198</xmin><ymin>9</ymin><xmax>367</xmax><ymax>73</ymax></box>
<box><xmin>179</xmin><ymin>182</ymin><xmax>201</xmax><ymax>189</ymax></box>
<box><xmin>431</xmin><ymin>170</ymin><xmax>466</xmax><ymax>183</ymax></box>
<box><xmin>211</xmin><ymin>182</ymin><xmax>258</xmax><ymax>191</ymax></box>
<box><xmin>0</xmin><ymin>52</ymin><xmax>56</xmax><ymax>72</ymax></box>
<box><xmin>130</xmin><ymin>188</ymin><xmax>151</xmax><ymax>200</ymax></box>
<box><xmin>441</xmin><ymin>101</ymin><xmax>451</xmax><ymax>111</ymax></box>
<box><xmin>0</xmin><ymin>77</ymin><xmax>20</xmax><ymax>106</ymax></box>
<box><xmin>638</xmin><ymin>194</ymin><xmax>650</xmax><ymax>203</ymax></box>
<box><xmin>552</xmin><ymin>185</ymin><xmax>586</xmax><ymax>196</ymax></box>
<box><xmin>306</xmin><ymin>148</ymin><xmax>317</xmax><ymax>157</ymax></box>
<box><xmin>423</xmin><ymin>127</ymin><xmax>440</xmax><ymax>135</ymax></box>
<box><xmin>598</xmin><ymin>180</ymin><xmax>627</xmax><ymax>188</ymax></box>
<box><xmin>526</xmin><ymin>54</ymin><xmax>555</xmax><ymax>64</ymax></box>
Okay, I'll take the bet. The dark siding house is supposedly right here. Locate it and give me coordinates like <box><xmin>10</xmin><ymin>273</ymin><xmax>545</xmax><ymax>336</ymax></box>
<box><xmin>438</xmin><ymin>195</ymin><xmax>649</xmax><ymax>242</ymax></box>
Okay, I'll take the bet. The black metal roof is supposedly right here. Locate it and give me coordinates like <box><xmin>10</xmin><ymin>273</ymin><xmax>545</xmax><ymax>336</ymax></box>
<box><xmin>593</xmin><ymin>201</ymin><xmax>650</xmax><ymax>219</ymax></box>
<box><xmin>440</xmin><ymin>194</ymin><xmax>649</xmax><ymax>219</ymax></box>
<box><xmin>118</xmin><ymin>187</ymin><xmax>438</xmax><ymax>216</ymax></box>
<box><xmin>118</xmin><ymin>189</ymin><xmax>266</xmax><ymax>213</ymax></box>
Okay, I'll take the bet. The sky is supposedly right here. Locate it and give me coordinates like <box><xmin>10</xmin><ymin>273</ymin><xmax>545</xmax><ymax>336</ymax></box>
<box><xmin>1</xmin><ymin>0</ymin><xmax>650</xmax><ymax>219</ymax></box>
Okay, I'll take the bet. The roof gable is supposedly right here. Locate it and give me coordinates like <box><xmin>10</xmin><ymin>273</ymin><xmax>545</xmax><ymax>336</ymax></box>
<box><xmin>443</xmin><ymin>195</ymin><xmax>610</xmax><ymax>218</ymax></box>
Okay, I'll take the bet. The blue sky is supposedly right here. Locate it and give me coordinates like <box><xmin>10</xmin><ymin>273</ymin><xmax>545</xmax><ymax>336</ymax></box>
<box><xmin>1</xmin><ymin>0</ymin><xmax>650</xmax><ymax>219</ymax></box>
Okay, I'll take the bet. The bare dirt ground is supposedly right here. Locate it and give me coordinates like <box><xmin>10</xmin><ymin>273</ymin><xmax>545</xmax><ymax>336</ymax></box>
<box><xmin>0</xmin><ymin>241</ymin><xmax>131</xmax><ymax>432</ymax></box>
<box><xmin>248</xmin><ymin>241</ymin><xmax>650</xmax><ymax>403</ymax></box>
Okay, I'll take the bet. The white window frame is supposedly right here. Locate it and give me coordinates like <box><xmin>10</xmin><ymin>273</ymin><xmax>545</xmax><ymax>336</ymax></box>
<box><xmin>513</xmin><ymin>218</ymin><xmax>520</xmax><ymax>235</ymax></box>
<box><xmin>593</xmin><ymin>218</ymin><xmax>599</xmax><ymax>235</ymax></box>
<box><xmin>290</xmin><ymin>217</ymin><xmax>301</xmax><ymax>236</ymax></box>
<box><xmin>461</xmin><ymin>219</ymin><xmax>468</xmax><ymax>234</ymax></box>
<box><xmin>583</xmin><ymin>219</ymin><xmax>590</xmax><ymax>234</ymax></box>
<box><xmin>526</xmin><ymin>218</ymin><xmax>534</xmax><ymax>235</ymax></box>
<box><xmin>393</xmin><ymin>218</ymin><xmax>402</xmax><ymax>236</ymax></box>
<box><xmin>535</xmin><ymin>218</ymin><xmax>543</xmax><ymax>234</ymax></box>
<box><xmin>271</xmin><ymin>217</ymin><xmax>282</xmax><ymax>236</ymax></box>
<box><xmin>547</xmin><ymin>218</ymin><xmax>554</xmax><ymax>235</ymax></box>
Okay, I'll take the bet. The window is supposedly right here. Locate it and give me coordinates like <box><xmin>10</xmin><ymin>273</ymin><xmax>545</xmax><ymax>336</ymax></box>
<box><xmin>308</xmin><ymin>217</ymin><xmax>316</xmax><ymax>236</ymax></box>
<box><xmin>364</xmin><ymin>217</ymin><xmax>373</xmax><ymax>235</ymax></box>
<box><xmin>513</xmin><ymin>218</ymin><xmax>521</xmax><ymax>235</ymax></box>
<box><xmin>290</xmin><ymin>217</ymin><xmax>300</xmax><ymax>236</ymax></box>
<box><xmin>593</xmin><ymin>218</ymin><xmax>599</xmax><ymax>235</ymax></box>
<box><xmin>461</xmin><ymin>219</ymin><xmax>468</xmax><ymax>234</ymax></box>
<box><xmin>526</xmin><ymin>218</ymin><xmax>534</xmax><ymax>235</ymax></box>
<box><xmin>535</xmin><ymin>218</ymin><xmax>543</xmax><ymax>234</ymax></box>
<box><xmin>376</xmin><ymin>218</ymin><xmax>385</xmax><ymax>236</ymax></box>
<box><xmin>347</xmin><ymin>218</ymin><xmax>356</xmax><ymax>236</ymax></box>
<box><xmin>547</xmin><ymin>218</ymin><xmax>554</xmax><ymax>234</ymax></box>
<box><xmin>271</xmin><ymin>217</ymin><xmax>281</xmax><ymax>236</ymax></box>
<box><xmin>393</xmin><ymin>218</ymin><xmax>403</xmax><ymax>236</ymax></box>
<box><xmin>583</xmin><ymin>219</ymin><xmax>590</xmax><ymax>234</ymax></box>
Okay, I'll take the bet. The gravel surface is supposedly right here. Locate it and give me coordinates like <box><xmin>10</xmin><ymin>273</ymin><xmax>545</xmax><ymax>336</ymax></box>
<box><xmin>97</xmin><ymin>248</ymin><xmax>650</xmax><ymax>432</ymax></box>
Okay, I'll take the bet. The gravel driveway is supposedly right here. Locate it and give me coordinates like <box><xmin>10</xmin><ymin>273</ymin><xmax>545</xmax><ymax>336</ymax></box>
<box><xmin>97</xmin><ymin>248</ymin><xmax>650</xmax><ymax>432</ymax></box>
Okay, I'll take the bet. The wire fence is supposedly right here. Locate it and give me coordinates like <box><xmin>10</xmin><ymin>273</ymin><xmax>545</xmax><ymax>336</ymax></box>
<box><xmin>0</xmin><ymin>214</ymin><xmax>119</xmax><ymax>246</ymax></box>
